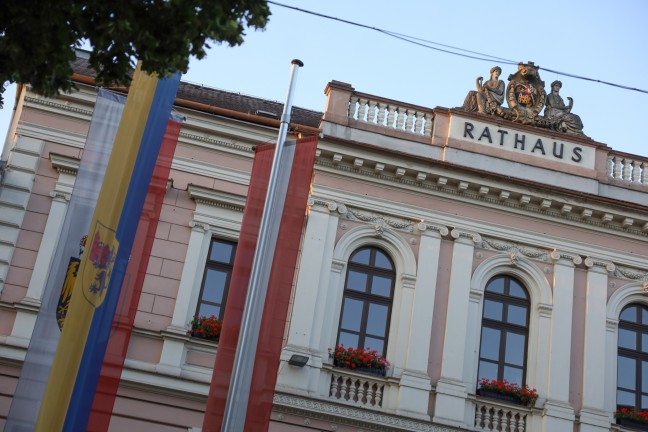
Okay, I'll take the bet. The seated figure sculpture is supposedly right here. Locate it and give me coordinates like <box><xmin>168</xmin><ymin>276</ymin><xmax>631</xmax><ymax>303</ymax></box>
<box><xmin>462</xmin><ymin>66</ymin><xmax>505</xmax><ymax>115</ymax></box>
<box><xmin>544</xmin><ymin>80</ymin><xmax>585</xmax><ymax>135</ymax></box>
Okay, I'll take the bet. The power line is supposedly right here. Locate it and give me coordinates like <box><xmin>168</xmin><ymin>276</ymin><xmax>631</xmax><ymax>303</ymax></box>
<box><xmin>268</xmin><ymin>1</ymin><xmax>648</xmax><ymax>95</ymax></box>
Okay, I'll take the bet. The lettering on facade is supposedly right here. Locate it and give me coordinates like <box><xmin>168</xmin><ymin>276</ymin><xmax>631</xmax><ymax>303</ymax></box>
<box><xmin>457</xmin><ymin>119</ymin><xmax>592</xmax><ymax>167</ymax></box>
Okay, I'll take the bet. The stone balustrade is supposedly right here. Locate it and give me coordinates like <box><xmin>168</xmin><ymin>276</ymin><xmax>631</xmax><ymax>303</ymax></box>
<box><xmin>473</xmin><ymin>397</ymin><xmax>532</xmax><ymax>432</ymax></box>
<box><xmin>348</xmin><ymin>94</ymin><xmax>433</xmax><ymax>137</ymax></box>
<box><xmin>328</xmin><ymin>367</ymin><xmax>387</xmax><ymax>409</ymax></box>
<box><xmin>607</xmin><ymin>153</ymin><xmax>648</xmax><ymax>186</ymax></box>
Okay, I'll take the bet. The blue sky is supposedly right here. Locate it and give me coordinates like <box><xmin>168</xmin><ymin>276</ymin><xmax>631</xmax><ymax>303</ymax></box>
<box><xmin>2</xmin><ymin>0</ymin><xmax>647</xmax><ymax>158</ymax></box>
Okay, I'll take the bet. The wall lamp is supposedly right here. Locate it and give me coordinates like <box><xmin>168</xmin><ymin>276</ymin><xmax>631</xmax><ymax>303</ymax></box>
<box><xmin>288</xmin><ymin>354</ymin><xmax>309</xmax><ymax>367</ymax></box>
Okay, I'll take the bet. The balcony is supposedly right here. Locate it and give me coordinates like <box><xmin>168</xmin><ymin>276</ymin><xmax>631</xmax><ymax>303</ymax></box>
<box><xmin>471</xmin><ymin>394</ymin><xmax>536</xmax><ymax>432</ymax></box>
<box><xmin>322</xmin><ymin>364</ymin><xmax>399</xmax><ymax>411</ymax></box>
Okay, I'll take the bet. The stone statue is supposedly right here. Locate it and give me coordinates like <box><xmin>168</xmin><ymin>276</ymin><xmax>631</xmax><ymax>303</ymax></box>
<box><xmin>505</xmin><ymin>62</ymin><xmax>546</xmax><ymax>124</ymax></box>
<box><xmin>544</xmin><ymin>80</ymin><xmax>585</xmax><ymax>135</ymax></box>
<box><xmin>461</xmin><ymin>66</ymin><xmax>505</xmax><ymax>114</ymax></box>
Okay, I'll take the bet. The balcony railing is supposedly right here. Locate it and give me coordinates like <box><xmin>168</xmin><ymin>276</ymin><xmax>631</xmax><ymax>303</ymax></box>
<box><xmin>323</xmin><ymin>365</ymin><xmax>392</xmax><ymax>410</ymax></box>
<box><xmin>348</xmin><ymin>94</ymin><xmax>433</xmax><ymax>137</ymax></box>
<box><xmin>473</xmin><ymin>396</ymin><xmax>533</xmax><ymax>432</ymax></box>
<box><xmin>607</xmin><ymin>153</ymin><xmax>648</xmax><ymax>186</ymax></box>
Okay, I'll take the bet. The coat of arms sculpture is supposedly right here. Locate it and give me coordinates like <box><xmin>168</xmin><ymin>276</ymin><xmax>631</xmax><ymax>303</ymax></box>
<box><xmin>460</xmin><ymin>62</ymin><xmax>586</xmax><ymax>137</ymax></box>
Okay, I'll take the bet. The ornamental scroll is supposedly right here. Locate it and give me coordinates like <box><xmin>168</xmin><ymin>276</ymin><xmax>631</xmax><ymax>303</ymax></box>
<box><xmin>460</xmin><ymin>62</ymin><xmax>587</xmax><ymax>137</ymax></box>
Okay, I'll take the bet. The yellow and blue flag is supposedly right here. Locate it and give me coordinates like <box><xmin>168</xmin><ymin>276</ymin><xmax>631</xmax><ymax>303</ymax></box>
<box><xmin>35</xmin><ymin>65</ymin><xmax>180</xmax><ymax>432</ymax></box>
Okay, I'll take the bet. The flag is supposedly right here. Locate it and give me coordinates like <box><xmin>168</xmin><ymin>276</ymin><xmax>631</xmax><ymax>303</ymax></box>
<box><xmin>34</xmin><ymin>65</ymin><xmax>180</xmax><ymax>432</ymax></box>
<box><xmin>5</xmin><ymin>89</ymin><xmax>126</xmax><ymax>432</ymax></box>
<box><xmin>87</xmin><ymin>117</ymin><xmax>182</xmax><ymax>432</ymax></box>
<box><xmin>203</xmin><ymin>136</ymin><xmax>318</xmax><ymax>431</ymax></box>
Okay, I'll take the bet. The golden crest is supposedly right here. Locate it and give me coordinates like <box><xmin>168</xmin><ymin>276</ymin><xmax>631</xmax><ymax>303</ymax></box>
<box><xmin>82</xmin><ymin>221</ymin><xmax>119</xmax><ymax>308</ymax></box>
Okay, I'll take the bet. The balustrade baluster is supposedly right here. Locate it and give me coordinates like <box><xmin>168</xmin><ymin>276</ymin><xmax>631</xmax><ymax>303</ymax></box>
<box><xmin>357</xmin><ymin>99</ymin><xmax>368</xmax><ymax>122</ymax></box>
<box><xmin>475</xmin><ymin>405</ymin><xmax>484</xmax><ymax>430</ymax></box>
<box><xmin>632</xmin><ymin>160</ymin><xmax>641</xmax><ymax>182</ymax></box>
<box><xmin>424</xmin><ymin>113</ymin><xmax>433</xmax><ymax>136</ymax></box>
<box><xmin>386</xmin><ymin>106</ymin><xmax>396</xmax><ymax>128</ymax></box>
<box><xmin>376</xmin><ymin>102</ymin><xmax>386</xmax><ymax>126</ymax></box>
<box><xmin>405</xmin><ymin>109</ymin><xmax>414</xmax><ymax>132</ymax></box>
<box><xmin>517</xmin><ymin>414</ymin><xmax>526</xmax><ymax>432</ymax></box>
<box><xmin>613</xmin><ymin>156</ymin><xmax>623</xmax><ymax>179</ymax></box>
<box><xmin>348</xmin><ymin>378</ymin><xmax>358</xmax><ymax>403</ymax></box>
<box><xmin>348</xmin><ymin>96</ymin><xmax>359</xmax><ymax>120</ymax></box>
<box><xmin>606</xmin><ymin>156</ymin><xmax>614</xmax><ymax>177</ymax></box>
<box><xmin>623</xmin><ymin>159</ymin><xmax>633</xmax><ymax>181</ymax></box>
<box><xmin>395</xmin><ymin>108</ymin><xmax>405</xmax><ymax>130</ymax></box>
<box><xmin>339</xmin><ymin>377</ymin><xmax>349</xmax><ymax>401</ymax></box>
<box><xmin>367</xmin><ymin>100</ymin><xmax>378</xmax><ymax>125</ymax></box>
<box><xmin>493</xmin><ymin>409</ymin><xmax>502</xmax><ymax>431</ymax></box>
<box><xmin>642</xmin><ymin>162</ymin><xmax>647</xmax><ymax>185</ymax></box>
<box><xmin>330</xmin><ymin>374</ymin><xmax>340</xmax><ymax>398</ymax></box>
<box><xmin>357</xmin><ymin>381</ymin><xmax>367</xmax><ymax>406</ymax></box>
<box><xmin>374</xmin><ymin>385</ymin><xmax>383</xmax><ymax>406</ymax></box>
<box><xmin>485</xmin><ymin>408</ymin><xmax>494</xmax><ymax>431</ymax></box>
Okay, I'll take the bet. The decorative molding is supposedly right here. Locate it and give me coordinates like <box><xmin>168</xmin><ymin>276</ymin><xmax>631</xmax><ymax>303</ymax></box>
<box><xmin>313</xmin><ymin>157</ymin><xmax>648</xmax><ymax>238</ymax></box>
<box><xmin>549</xmin><ymin>250</ymin><xmax>583</xmax><ymax>266</ymax></box>
<box><xmin>49</xmin><ymin>190</ymin><xmax>71</xmax><ymax>202</ymax></box>
<box><xmin>331</xmin><ymin>259</ymin><xmax>346</xmax><ymax>273</ymax></box>
<box><xmin>614</xmin><ymin>265</ymin><xmax>648</xmax><ymax>282</ymax></box>
<box><xmin>584</xmin><ymin>257</ymin><xmax>616</xmax><ymax>273</ymax></box>
<box><xmin>50</xmin><ymin>153</ymin><xmax>80</xmax><ymax>175</ymax></box>
<box><xmin>24</xmin><ymin>96</ymin><xmax>93</xmax><ymax>116</ymax></box>
<box><xmin>307</xmin><ymin>197</ymin><xmax>338</xmax><ymax>213</ymax></box>
<box><xmin>480</xmin><ymin>237</ymin><xmax>547</xmax><ymax>260</ymax></box>
<box><xmin>606</xmin><ymin>318</ymin><xmax>619</xmax><ymax>332</ymax></box>
<box><xmin>189</xmin><ymin>221</ymin><xmax>210</xmax><ymax>233</ymax></box>
<box><xmin>538</xmin><ymin>303</ymin><xmax>553</xmax><ymax>318</ymax></box>
<box><xmin>178</xmin><ymin>131</ymin><xmax>254</xmax><ymax>154</ymax></box>
<box><xmin>417</xmin><ymin>222</ymin><xmax>449</xmax><ymax>236</ymax></box>
<box><xmin>172</xmin><ymin>157</ymin><xmax>250</xmax><ymax>186</ymax></box>
<box><xmin>401</xmin><ymin>273</ymin><xmax>417</xmax><ymax>289</ymax></box>
<box><xmin>343</xmin><ymin>206</ymin><xmax>415</xmax><ymax>233</ymax></box>
<box><xmin>187</xmin><ymin>185</ymin><xmax>245</xmax><ymax>212</ymax></box>
<box><xmin>272</xmin><ymin>393</ymin><xmax>461</xmax><ymax>432</ymax></box>
<box><xmin>450</xmin><ymin>228</ymin><xmax>481</xmax><ymax>244</ymax></box>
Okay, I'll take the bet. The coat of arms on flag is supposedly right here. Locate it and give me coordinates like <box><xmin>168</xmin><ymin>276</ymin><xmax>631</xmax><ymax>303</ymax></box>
<box><xmin>56</xmin><ymin>235</ymin><xmax>87</xmax><ymax>330</ymax></box>
<box><xmin>82</xmin><ymin>221</ymin><xmax>119</xmax><ymax>308</ymax></box>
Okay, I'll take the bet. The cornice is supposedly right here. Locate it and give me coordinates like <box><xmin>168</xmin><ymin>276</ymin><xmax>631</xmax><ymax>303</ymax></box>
<box><xmin>272</xmin><ymin>393</ymin><xmax>462</xmax><ymax>432</ymax></box>
<box><xmin>50</xmin><ymin>153</ymin><xmax>80</xmax><ymax>175</ymax></box>
<box><xmin>24</xmin><ymin>95</ymin><xmax>93</xmax><ymax>119</ymax></box>
<box><xmin>187</xmin><ymin>185</ymin><xmax>245</xmax><ymax>212</ymax></box>
<box><xmin>314</xmin><ymin>149</ymin><xmax>648</xmax><ymax>239</ymax></box>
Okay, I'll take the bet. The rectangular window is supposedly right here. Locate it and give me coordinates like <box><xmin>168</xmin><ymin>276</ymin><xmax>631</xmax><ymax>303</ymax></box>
<box><xmin>195</xmin><ymin>238</ymin><xmax>237</xmax><ymax>319</ymax></box>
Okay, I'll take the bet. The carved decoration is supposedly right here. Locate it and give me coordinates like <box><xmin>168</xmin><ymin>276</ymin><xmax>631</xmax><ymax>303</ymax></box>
<box><xmin>459</xmin><ymin>62</ymin><xmax>586</xmax><ymax>136</ymax></box>
<box><xmin>344</xmin><ymin>207</ymin><xmax>415</xmax><ymax>233</ymax></box>
<box><xmin>479</xmin><ymin>237</ymin><xmax>547</xmax><ymax>261</ymax></box>
<box><xmin>614</xmin><ymin>266</ymin><xmax>648</xmax><ymax>282</ymax></box>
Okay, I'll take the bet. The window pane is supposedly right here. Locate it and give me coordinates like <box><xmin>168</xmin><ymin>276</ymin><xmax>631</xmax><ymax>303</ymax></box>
<box><xmin>364</xmin><ymin>337</ymin><xmax>384</xmax><ymax>354</ymax></box>
<box><xmin>366</xmin><ymin>303</ymin><xmax>388</xmax><ymax>337</ymax></box>
<box><xmin>483</xmin><ymin>300</ymin><xmax>503</xmax><ymax>321</ymax></box>
<box><xmin>210</xmin><ymin>241</ymin><xmax>234</xmax><ymax>263</ymax></box>
<box><xmin>643</xmin><ymin>334</ymin><xmax>648</xmax><ymax>353</ymax></box>
<box><xmin>350</xmin><ymin>249</ymin><xmax>370</xmax><ymax>264</ymax></box>
<box><xmin>346</xmin><ymin>271</ymin><xmax>368</xmax><ymax>292</ymax></box>
<box><xmin>621</xmin><ymin>306</ymin><xmax>638</xmax><ymax>323</ymax></box>
<box><xmin>643</xmin><ymin>395</ymin><xmax>648</xmax><ymax>410</ymax></box>
<box><xmin>618</xmin><ymin>390</ymin><xmax>635</xmax><ymax>406</ymax></box>
<box><xmin>202</xmin><ymin>269</ymin><xmax>227</xmax><ymax>303</ymax></box>
<box><xmin>505</xmin><ymin>332</ymin><xmax>525</xmax><ymax>366</ymax></box>
<box><xmin>508</xmin><ymin>279</ymin><xmax>527</xmax><ymax>299</ymax></box>
<box><xmin>374</xmin><ymin>250</ymin><xmax>393</xmax><ymax>270</ymax></box>
<box><xmin>643</xmin><ymin>361</ymin><xmax>648</xmax><ymax>393</ymax></box>
<box><xmin>503</xmin><ymin>366</ymin><xmax>523</xmax><ymax>386</ymax></box>
<box><xmin>486</xmin><ymin>278</ymin><xmax>504</xmax><ymax>294</ymax></box>
<box><xmin>371</xmin><ymin>275</ymin><xmax>392</xmax><ymax>297</ymax></box>
<box><xmin>619</xmin><ymin>328</ymin><xmax>637</xmax><ymax>350</ymax></box>
<box><xmin>507</xmin><ymin>305</ymin><xmax>527</xmax><ymax>326</ymax></box>
<box><xmin>478</xmin><ymin>361</ymin><xmax>498</xmax><ymax>382</ymax></box>
<box><xmin>338</xmin><ymin>331</ymin><xmax>359</xmax><ymax>349</ymax></box>
<box><xmin>643</xmin><ymin>307</ymin><xmax>648</xmax><ymax>325</ymax></box>
<box><xmin>618</xmin><ymin>356</ymin><xmax>637</xmax><ymax>390</ymax></box>
<box><xmin>198</xmin><ymin>303</ymin><xmax>220</xmax><ymax>318</ymax></box>
<box><xmin>480</xmin><ymin>327</ymin><xmax>501</xmax><ymax>361</ymax></box>
<box><xmin>340</xmin><ymin>298</ymin><xmax>363</xmax><ymax>331</ymax></box>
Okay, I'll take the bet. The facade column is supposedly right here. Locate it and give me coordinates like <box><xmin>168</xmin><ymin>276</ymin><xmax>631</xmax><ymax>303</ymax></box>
<box><xmin>9</xmin><ymin>169</ymin><xmax>75</xmax><ymax>347</ymax></box>
<box><xmin>396</xmin><ymin>223</ymin><xmax>447</xmax><ymax>420</ymax></box>
<box><xmin>580</xmin><ymin>257</ymin><xmax>615</xmax><ymax>432</ymax></box>
<box><xmin>276</xmin><ymin>199</ymin><xmax>338</xmax><ymax>396</ymax></box>
<box><xmin>433</xmin><ymin>228</ymin><xmax>481</xmax><ymax>429</ymax></box>
<box><xmin>157</xmin><ymin>221</ymin><xmax>211</xmax><ymax>376</ymax></box>
<box><xmin>542</xmin><ymin>250</ymin><xmax>580</xmax><ymax>431</ymax></box>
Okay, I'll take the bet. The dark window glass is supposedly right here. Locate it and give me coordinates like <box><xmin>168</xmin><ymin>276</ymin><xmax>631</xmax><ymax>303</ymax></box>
<box><xmin>336</xmin><ymin>247</ymin><xmax>395</xmax><ymax>356</ymax></box>
<box><xmin>196</xmin><ymin>238</ymin><xmax>237</xmax><ymax>320</ymax></box>
<box><xmin>477</xmin><ymin>275</ymin><xmax>530</xmax><ymax>388</ymax></box>
<box><xmin>617</xmin><ymin>303</ymin><xmax>648</xmax><ymax>412</ymax></box>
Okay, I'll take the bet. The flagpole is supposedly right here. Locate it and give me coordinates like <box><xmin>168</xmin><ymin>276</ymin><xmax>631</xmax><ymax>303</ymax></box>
<box><xmin>221</xmin><ymin>59</ymin><xmax>304</xmax><ymax>431</ymax></box>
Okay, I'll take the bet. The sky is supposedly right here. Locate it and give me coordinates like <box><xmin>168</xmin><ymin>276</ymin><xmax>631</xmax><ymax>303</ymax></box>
<box><xmin>2</xmin><ymin>0</ymin><xmax>648</xmax><ymax>158</ymax></box>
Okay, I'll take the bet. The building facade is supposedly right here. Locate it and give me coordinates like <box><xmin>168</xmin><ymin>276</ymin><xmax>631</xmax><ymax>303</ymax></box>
<box><xmin>1</xmin><ymin>55</ymin><xmax>647</xmax><ymax>431</ymax></box>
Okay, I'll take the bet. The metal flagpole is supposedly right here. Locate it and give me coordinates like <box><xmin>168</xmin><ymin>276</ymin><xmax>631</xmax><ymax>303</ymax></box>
<box><xmin>221</xmin><ymin>59</ymin><xmax>304</xmax><ymax>431</ymax></box>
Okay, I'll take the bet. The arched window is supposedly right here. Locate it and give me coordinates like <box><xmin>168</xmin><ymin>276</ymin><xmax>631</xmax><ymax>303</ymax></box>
<box><xmin>617</xmin><ymin>304</ymin><xmax>648</xmax><ymax>411</ymax></box>
<box><xmin>477</xmin><ymin>275</ymin><xmax>530</xmax><ymax>386</ymax></box>
<box><xmin>336</xmin><ymin>247</ymin><xmax>395</xmax><ymax>355</ymax></box>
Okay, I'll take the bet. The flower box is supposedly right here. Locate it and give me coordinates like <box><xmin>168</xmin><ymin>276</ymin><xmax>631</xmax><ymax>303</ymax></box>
<box><xmin>618</xmin><ymin>418</ymin><xmax>648</xmax><ymax>431</ymax></box>
<box><xmin>329</xmin><ymin>345</ymin><xmax>389</xmax><ymax>377</ymax></box>
<box><xmin>188</xmin><ymin>315</ymin><xmax>222</xmax><ymax>341</ymax></box>
<box><xmin>477</xmin><ymin>378</ymin><xmax>537</xmax><ymax>407</ymax></box>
